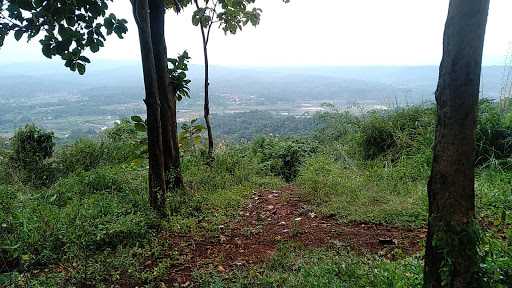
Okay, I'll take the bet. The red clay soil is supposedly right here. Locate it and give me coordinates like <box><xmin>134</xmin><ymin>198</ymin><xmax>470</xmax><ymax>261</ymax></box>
<box><xmin>166</xmin><ymin>185</ymin><xmax>426</xmax><ymax>286</ymax></box>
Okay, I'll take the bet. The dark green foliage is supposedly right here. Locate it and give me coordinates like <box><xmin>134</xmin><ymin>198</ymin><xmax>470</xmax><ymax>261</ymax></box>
<box><xmin>213</xmin><ymin>111</ymin><xmax>318</xmax><ymax>141</ymax></box>
<box><xmin>0</xmin><ymin>141</ymin><xmax>10</xmax><ymax>184</ymax></box>
<box><xmin>313</xmin><ymin>110</ymin><xmax>360</xmax><ymax>144</ymax></box>
<box><xmin>168</xmin><ymin>51</ymin><xmax>192</xmax><ymax>101</ymax></box>
<box><xmin>179</xmin><ymin>118</ymin><xmax>206</xmax><ymax>154</ymax></box>
<box><xmin>0</xmin><ymin>185</ymin><xmax>19</xmax><ymax>274</ymax></box>
<box><xmin>1</xmin><ymin>166</ymin><xmax>154</xmax><ymax>274</ymax></box>
<box><xmin>476</xmin><ymin>99</ymin><xmax>512</xmax><ymax>167</ymax></box>
<box><xmin>480</xmin><ymin>229</ymin><xmax>512</xmax><ymax>287</ymax></box>
<box><xmin>361</xmin><ymin>114</ymin><xmax>397</xmax><ymax>160</ymax></box>
<box><xmin>8</xmin><ymin>124</ymin><xmax>55</xmax><ymax>186</ymax></box>
<box><xmin>54</xmin><ymin>138</ymin><xmax>105</xmax><ymax>174</ymax></box>
<box><xmin>54</xmin><ymin>121</ymin><xmax>139</xmax><ymax>177</ymax></box>
<box><xmin>0</xmin><ymin>0</ymin><xmax>127</xmax><ymax>73</ymax></box>
<box><xmin>251</xmin><ymin>137</ymin><xmax>318</xmax><ymax>182</ymax></box>
<box><xmin>359</xmin><ymin>107</ymin><xmax>435</xmax><ymax>161</ymax></box>
<box><xmin>191</xmin><ymin>0</ymin><xmax>263</xmax><ymax>34</ymax></box>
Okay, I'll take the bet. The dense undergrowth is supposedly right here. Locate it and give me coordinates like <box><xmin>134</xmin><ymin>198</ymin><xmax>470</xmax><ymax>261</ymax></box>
<box><xmin>1</xmin><ymin>100</ymin><xmax>511</xmax><ymax>287</ymax></box>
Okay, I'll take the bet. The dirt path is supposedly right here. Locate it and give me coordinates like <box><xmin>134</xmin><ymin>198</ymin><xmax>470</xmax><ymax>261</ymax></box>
<box><xmin>166</xmin><ymin>185</ymin><xmax>426</xmax><ymax>286</ymax></box>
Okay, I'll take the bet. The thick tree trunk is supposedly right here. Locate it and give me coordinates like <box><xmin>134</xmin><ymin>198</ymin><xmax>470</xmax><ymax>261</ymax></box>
<box><xmin>149</xmin><ymin>0</ymin><xmax>183</xmax><ymax>189</ymax></box>
<box><xmin>424</xmin><ymin>1</ymin><xmax>489</xmax><ymax>287</ymax></box>
<box><xmin>131</xmin><ymin>0</ymin><xmax>168</xmax><ymax>214</ymax></box>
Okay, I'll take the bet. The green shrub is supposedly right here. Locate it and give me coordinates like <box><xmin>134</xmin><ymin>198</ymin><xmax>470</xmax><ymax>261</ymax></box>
<box><xmin>476</xmin><ymin>99</ymin><xmax>512</xmax><ymax>167</ymax></box>
<box><xmin>360</xmin><ymin>113</ymin><xmax>396</xmax><ymax>160</ymax></box>
<box><xmin>251</xmin><ymin>137</ymin><xmax>318</xmax><ymax>182</ymax></box>
<box><xmin>313</xmin><ymin>111</ymin><xmax>360</xmax><ymax>144</ymax></box>
<box><xmin>0</xmin><ymin>149</ymin><xmax>10</xmax><ymax>185</ymax></box>
<box><xmin>8</xmin><ymin>124</ymin><xmax>56</xmax><ymax>186</ymax></box>
<box><xmin>2</xmin><ymin>165</ymin><xmax>154</xmax><ymax>272</ymax></box>
<box><xmin>359</xmin><ymin>107</ymin><xmax>435</xmax><ymax>161</ymax></box>
<box><xmin>54</xmin><ymin>138</ymin><xmax>104</xmax><ymax>174</ymax></box>
<box><xmin>54</xmin><ymin>123</ymin><xmax>140</xmax><ymax>178</ymax></box>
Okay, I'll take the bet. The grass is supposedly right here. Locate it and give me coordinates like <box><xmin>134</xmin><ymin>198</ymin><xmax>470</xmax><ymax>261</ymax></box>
<box><xmin>296</xmin><ymin>149</ymin><xmax>430</xmax><ymax>227</ymax></box>
<box><xmin>1</xmin><ymin>103</ymin><xmax>512</xmax><ymax>287</ymax></box>
<box><xmin>193</xmin><ymin>243</ymin><xmax>423</xmax><ymax>288</ymax></box>
<box><xmin>1</xmin><ymin>143</ymin><xmax>282</xmax><ymax>287</ymax></box>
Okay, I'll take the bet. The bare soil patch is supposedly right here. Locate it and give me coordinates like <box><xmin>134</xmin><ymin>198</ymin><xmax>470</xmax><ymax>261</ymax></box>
<box><xmin>166</xmin><ymin>185</ymin><xmax>426</xmax><ymax>286</ymax></box>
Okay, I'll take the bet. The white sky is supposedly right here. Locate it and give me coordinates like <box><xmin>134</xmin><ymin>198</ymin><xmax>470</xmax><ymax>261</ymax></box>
<box><xmin>1</xmin><ymin>0</ymin><xmax>511</xmax><ymax>66</ymax></box>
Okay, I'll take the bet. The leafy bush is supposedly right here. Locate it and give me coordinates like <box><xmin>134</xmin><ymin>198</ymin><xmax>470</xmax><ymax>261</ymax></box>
<box><xmin>476</xmin><ymin>99</ymin><xmax>512</xmax><ymax>167</ymax></box>
<box><xmin>54</xmin><ymin>121</ymin><xmax>140</xmax><ymax>177</ymax></box>
<box><xmin>0</xmin><ymin>148</ymin><xmax>10</xmax><ymax>185</ymax></box>
<box><xmin>251</xmin><ymin>136</ymin><xmax>318</xmax><ymax>182</ymax></box>
<box><xmin>54</xmin><ymin>138</ymin><xmax>104</xmax><ymax>174</ymax></box>
<box><xmin>1</xmin><ymin>165</ymin><xmax>154</xmax><ymax>273</ymax></box>
<box><xmin>313</xmin><ymin>110</ymin><xmax>360</xmax><ymax>144</ymax></box>
<box><xmin>8</xmin><ymin>124</ymin><xmax>56</xmax><ymax>186</ymax></box>
<box><xmin>360</xmin><ymin>113</ymin><xmax>397</xmax><ymax>160</ymax></box>
<box><xmin>359</xmin><ymin>107</ymin><xmax>435</xmax><ymax>161</ymax></box>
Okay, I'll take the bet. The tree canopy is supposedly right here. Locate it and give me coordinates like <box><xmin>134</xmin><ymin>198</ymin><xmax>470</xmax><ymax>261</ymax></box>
<box><xmin>0</xmin><ymin>0</ymin><xmax>128</xmax><ymax>74</ymax></box>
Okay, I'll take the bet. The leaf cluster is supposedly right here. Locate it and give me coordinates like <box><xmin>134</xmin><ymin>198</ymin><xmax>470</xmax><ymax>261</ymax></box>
<box><xmin>0</xmin><ymin>0</ymin><xmax>127</xmax><ymax>74</ymax></box>
<box><xmin>130</xmin><ymin>115</ymin><xmax>149</xmax><ymax>161</ymax></box>
<box><xmin>190</xmin><ymin>0</ymin><xmax>263</xmax><ymax>35</ymax></box>
<box><xmin>179</xmin><ymin>118</ymin><xmax>206</xmax><ymax>154</ymax></box>
<box><xmin>167</xmin><ymin>50</ymin><xmax>192</xmax><ymax>101</ymax></box>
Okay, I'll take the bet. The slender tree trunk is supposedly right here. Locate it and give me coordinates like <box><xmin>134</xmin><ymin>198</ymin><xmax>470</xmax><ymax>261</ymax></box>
<box><xmin>424</xmin><ymin>1</ymin><xmax>489</xmax><ymax>287</ymax></box>
<box><xmin>149</xmin><ymin>0</ymin><xmax>183</xmax><ymax>189</ymax></box>
<box><xmin>201</xmin><ymin>31</ymin><xmax>214</xmax><ymax>161</ymax></box>
<box><xmin>131</xmin><ymin>0</ymin><xmax>167</xmax><ymax>215</ymax></box>
<box><xmin>194</xmin><ymin>0</ymin><xmax>214</xmax><ymax>161</ymax></box>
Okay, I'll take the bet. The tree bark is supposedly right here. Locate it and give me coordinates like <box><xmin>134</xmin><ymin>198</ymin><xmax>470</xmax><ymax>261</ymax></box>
<box><xmin>202</xmin><ymin>30</ymin><xmax>214</xmax><ymax>161</ymax></box>
<box><xmin>194</xmin><ymin>0</ymin><xmax>214</xmax><ymax>161</ymax></box>
<box><xmin>424</xmin><ymin>1</ymin><xmax>489</xmax><ymax>287</ymax></box>
<box><xmin>131</xmin><ymin>0</ymin><xmax>168</xmax><ymax>214</ymax></box>
<box><xmin>149</xmin><ymin>0</ymin><xmax>183</xmax><ymax>189</ymax></box>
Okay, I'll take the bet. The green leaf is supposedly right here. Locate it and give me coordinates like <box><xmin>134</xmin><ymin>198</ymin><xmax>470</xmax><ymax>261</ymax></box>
<box><xmin>76</xmin><ymin>62</ymin><xmax>86</xmax><ymax>75</ymax></box>
<box><xmin>131</xmin><ymin>115</ymin><xmax>144</xmax><ymax>123</ymax></box>
<box><xmin>14</xmin><ymin>30</ymin><xmax>24</xmax><ymax>41</ymax></box>
<box><xmin>134</xmin><ymin>122</ymin><xmax>146</xmax><ymax>132</ymax></box>
<box><xmin>90</xmin><ymin>42</ymin><xmax>100</xmax><ymax>53</ymax></box>
<box><xmin>78</xmin><ymin>55</ymin><xmax>91</xmax><ymax>63</ymax></box>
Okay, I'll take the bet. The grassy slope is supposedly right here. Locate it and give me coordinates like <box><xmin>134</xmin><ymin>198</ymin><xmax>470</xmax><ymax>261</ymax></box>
<box><xmin>1</xmin><ymin>105</ymin><xmax>512</xmax><ymax>287</ymax></box>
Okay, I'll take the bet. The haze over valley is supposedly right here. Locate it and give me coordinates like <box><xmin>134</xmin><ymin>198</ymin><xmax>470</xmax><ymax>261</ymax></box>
<box><xmin>0</xmin><ymin>62</ymin><xmax>507</xmax><ymax>138</ymax></box>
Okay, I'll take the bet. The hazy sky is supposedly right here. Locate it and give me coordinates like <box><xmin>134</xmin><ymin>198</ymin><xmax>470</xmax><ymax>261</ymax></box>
<box><xmin>1</xmin><ymin>0</ymin><xmax>511</xmax><ymax>67</ymax></box>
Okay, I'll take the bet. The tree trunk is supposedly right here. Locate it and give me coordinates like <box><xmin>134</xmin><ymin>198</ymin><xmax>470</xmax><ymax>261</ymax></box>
<box><xmin>149</xmin><ymin>0</ymin><xmax>183</xmax><ymax>189</ymax></box>
<box><xmin>424</xmin><ymin>1</ymin><xmax>489</xmax><ymax>287</ymax></box>
<box><xmin>131</xmin><ymin>0</ymin><xmax>168</xmax><ymax>215</ymax></box>
<box><xmin>194</xmin><ymin>0</ymin><xmax>214</xmax><ymax>161</ymax></box>
<box><xmin>202</xmin><ymin>35</ymin><xmax>214</xmax><ymax>161</ymax></box>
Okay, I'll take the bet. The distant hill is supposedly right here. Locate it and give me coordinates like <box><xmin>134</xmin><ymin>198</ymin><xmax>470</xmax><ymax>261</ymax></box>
<box><xmin>0</xmin><ymin>62</ymin><xmax>508</xmax><ymax>136</ymax></box>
